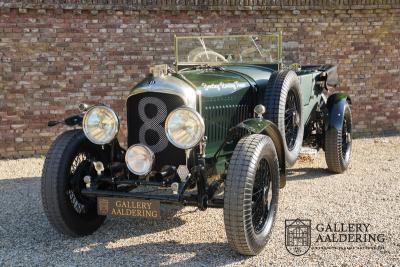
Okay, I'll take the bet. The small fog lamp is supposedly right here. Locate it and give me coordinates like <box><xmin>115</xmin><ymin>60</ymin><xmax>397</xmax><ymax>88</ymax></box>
<box><xmin>125</xmin><ymin>144</ymin><xmax>154</xmax><ymax>176</ymax></box>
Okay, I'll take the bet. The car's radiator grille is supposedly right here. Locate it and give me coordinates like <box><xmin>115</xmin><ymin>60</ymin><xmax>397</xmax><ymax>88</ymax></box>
<box><xmin>203</xmin><ymin>103</ymin><xmax>252</xmax><ymax>145</ymax></box>
<box><xmin>127</xmin><ymin>92</ymin><xmax>186</xmax><ymax>170</ymax></box>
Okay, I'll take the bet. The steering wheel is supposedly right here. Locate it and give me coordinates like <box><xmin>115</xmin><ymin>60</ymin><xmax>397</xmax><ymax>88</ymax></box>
<box><xmin>239</xmin><ymin>47</ymin><xmax>273</xmax><ymax>63</ymax></box>
<box><xmin>192</xmin><ymin>50</ymin><xmax>229</xmax><ymax>63</ymax></box>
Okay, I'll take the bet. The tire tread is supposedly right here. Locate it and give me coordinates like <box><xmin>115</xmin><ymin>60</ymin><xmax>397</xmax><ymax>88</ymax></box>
<box><xmin>224</xmin><ymin>134</ymin><xmax>279</xmax><ymax>255</ymax></box>
<box><xmin>41</xmin><ymin>130</ymin><xmax>104</xmax><ymax>236</ymax></box>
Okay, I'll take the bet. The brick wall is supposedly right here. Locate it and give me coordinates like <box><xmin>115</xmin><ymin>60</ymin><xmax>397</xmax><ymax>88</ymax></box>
<box><xmin>1</xmin><ymin>1</ymin><xmax>400</xmax><ymax>158</ymax></box>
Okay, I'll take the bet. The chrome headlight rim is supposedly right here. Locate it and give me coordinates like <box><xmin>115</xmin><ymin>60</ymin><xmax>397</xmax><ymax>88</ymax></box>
<box><xmin>165</xmin><ymin>106</ymin><xmax>205</xmax><ymax>150</ymax></box>
<box><xmin>125</xmin><ymin>144</ymin><xmax>155</xmax><ymax>176</ymax></box>
<box><xmin>82</xmin><ymin>105</ymin><xmax>120</xmax><ymax>145</ymax></box>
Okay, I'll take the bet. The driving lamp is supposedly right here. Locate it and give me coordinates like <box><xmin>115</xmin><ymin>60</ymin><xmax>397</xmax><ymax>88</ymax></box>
<box><xmin>125</xmin><ymin>144</ymin><xmax>154</xmax><ymax>176</ymax></box>
<box><xmin>82</xmin><ymin>105</ymin><xmax>119</xmax><ymax>145</ymax></box>
<box><xmin>165</xmin><ymin>107</ymin><xmax>205</xmax><ymax>149</ymax></box>
<box><xmin>254</xmin><ymin>104</ymin><xmax>266</xmax><ymax>118</ymax></box>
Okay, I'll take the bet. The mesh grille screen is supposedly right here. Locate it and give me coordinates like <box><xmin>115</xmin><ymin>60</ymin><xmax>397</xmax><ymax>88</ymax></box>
<box><xmin>137</xmin><ymin>96</ymin><xmax>169</xmax><ymax>153</ymax></box>
<box><xmin>127</xmin><ymin>92</ymin><xmax>186</xmax><ymax>170</ymax></box>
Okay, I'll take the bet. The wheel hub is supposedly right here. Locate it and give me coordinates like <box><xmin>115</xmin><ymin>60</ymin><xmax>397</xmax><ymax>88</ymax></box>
<box><xmin>252</xmin><ymin>158</ymin><xmax>271</xmax><ymax>234</ymax></box>
<box><xmin>68</xmin><ymin>159</ymin><xmax>94</xmax><ymax>214</ymax></box>
<box><xmin>346</xmin><ymin>132</ymin><xmax>351</xmax><ymax>143</ymax></box>
<box><xmin>290</xmin><ymin>110</ymin><xmax>300</xmax><ymax>127</ymax></box>
<box><xmin>262</xmin><ymin>186</ymin><xmax>268</xmax><ymax>205</ymax></box>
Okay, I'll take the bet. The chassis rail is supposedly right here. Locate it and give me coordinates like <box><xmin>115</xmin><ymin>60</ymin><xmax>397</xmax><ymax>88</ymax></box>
<box><xmin>81</xmin><ymin>189</ymin><xmax>224</xmax><ymax>208</ymax></box>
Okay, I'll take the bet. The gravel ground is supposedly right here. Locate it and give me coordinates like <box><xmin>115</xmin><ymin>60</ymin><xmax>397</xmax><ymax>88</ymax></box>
<box><xmin>0</xmin><ymin>137</ymin><xmax>399</xmax><ymax>266</ymax></box>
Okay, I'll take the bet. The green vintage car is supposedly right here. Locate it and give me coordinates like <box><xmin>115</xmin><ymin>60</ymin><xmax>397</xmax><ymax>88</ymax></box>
<box><xmin>42</xmin><ymin>33</ymin><xmax>352</xmax><ymax>255</ymax></box>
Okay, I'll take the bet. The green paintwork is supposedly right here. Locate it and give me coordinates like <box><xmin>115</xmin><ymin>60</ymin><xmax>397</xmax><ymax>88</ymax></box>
<box><xmin>178</xmin><ymin>69</ymin><xmax>250</xmax><ymax>93</ymax></box>
<box><xmin>231</xmin><ymin>118</ymin><xmax>287</xmax><ymax>188</ymax></box>
<box><xmin>298</xmin><ymin>72</ymin><xmax>322</xmax><ymax>125</ymax></box>
<box><xmin>328</xmin><ymin>92</ymin><xmax>350</xmax><ymax>105</ymax></box>
<box><xmin>123</xmin><ymin>34</ymin><xmax>344</xmax><ymax>188</ymax></box>
<box><xmin>176</xmin><ymin>66</ymin><xmax>330</xmax><ymax>176</ymax></box>
<box><xmin>176</xmin><ymin>66</ymin><xmax>325</xmax><ymax>156</ymax></box>
<box><xmin>128</xmin><ymin>60</ymin><xmax>335</xmax><ymax>178</ymax></box>
<box><xmin>178</xmin><ymin>69</ymin><xmax>253</xmax><ymax>158</ymax></box>
<box><xmin>326</xmin><ymin>92</ymin><xmax>351</xmax><ymax>130</ymax></box>
<box><xmin>236</xmin><ymin>118</ymin><xmax>273</xmax><ymax>133</ymax></box>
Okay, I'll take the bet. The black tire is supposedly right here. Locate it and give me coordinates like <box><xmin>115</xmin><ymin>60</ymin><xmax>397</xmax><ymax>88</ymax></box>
<box><xmin>41</xmin><ymin>129</ymin><xmax>106</xmax><ymax>236</ymax></box>
<box><xmin>325</xmin><ymin>103</ymin><xmax>352</xmax><ymax>173</ymax></box>
<box><xmin>224</xmin><ymin>134</ymin><xmax>280</xmax><ymax>255</ymax></box>
<box><xmin>264</xmin><ymin>70</ymin><xmax>304</xmax><ymax>167</ymax></box>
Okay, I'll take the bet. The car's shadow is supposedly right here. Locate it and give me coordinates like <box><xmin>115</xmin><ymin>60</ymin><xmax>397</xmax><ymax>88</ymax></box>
<box><xmin>87</xmin><ymin>240</ymin><xmax>245</xmax><ymax>266</ymax></box>
<box><xmin>0</xmin><ymin>176</ymin><xmax>244</xmax><ymax>266</ymax></box>
<box><xmin>287</xmin><ymin>167</ymin><xmax>334</xmax><ymax>181</ymax></box>
<box><xmin>1</xmin><ymin>166</ymin><xmax>334</xmax><ymax>266</ymax></box>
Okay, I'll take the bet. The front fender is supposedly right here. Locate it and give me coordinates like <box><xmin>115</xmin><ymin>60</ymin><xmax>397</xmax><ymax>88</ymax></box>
<box><xmin>233</xmin><ymin>118</ymin><xmax>287</xmax><ymax>188</ymax></box>
<box><xmin>326</xmin><ymin>93</ymin><xmax>351</xmax><ymax>131</ymax></box>
<box><xmin>48</xmin><ymin>114</ymin><xmax>83</xmax><ymax>127</ymax></box>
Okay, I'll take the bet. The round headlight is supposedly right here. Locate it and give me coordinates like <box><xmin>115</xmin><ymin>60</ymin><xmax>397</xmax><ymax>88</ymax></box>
<box><xmin>82</xmin><ymin>105</ymin><xmax>119</xmax><ymax>145</ymax></box>
<box><xmin>165</xmin><ymin>107</ymin><xmax>205</xmax><ymax>149</ymax></box>
<box><xmin>125</xmin><ymin>145</ymin><xmax>154</xmax><ymax>176</ymax></box>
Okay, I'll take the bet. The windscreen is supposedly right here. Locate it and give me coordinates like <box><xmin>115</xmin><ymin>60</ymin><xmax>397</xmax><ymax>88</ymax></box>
<box><xmin>175</xmin><ymin>34</ymin><xmax>282</xmax><ymax>66</ymax></box>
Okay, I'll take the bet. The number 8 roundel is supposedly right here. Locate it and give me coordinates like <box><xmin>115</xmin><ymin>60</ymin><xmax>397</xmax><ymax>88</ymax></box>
<box><xmin>138</xmin><ymin>97</ymin><xmax>169</xmax><ymax>153</ymax></box>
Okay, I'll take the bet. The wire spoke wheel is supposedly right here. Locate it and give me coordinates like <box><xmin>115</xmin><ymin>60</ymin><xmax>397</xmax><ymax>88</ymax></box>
<box><xmin>341</xmin><ymin>115</ymin><xmax>352</xmax><ymax>161</ymax></box>
<box><xmin>224</xmin><ymin>134</ymin><xmax>279</xmax><ymax>255</ymax></box>
<box><xmin>284</xmin><ymin>89</ymin><xmax>300</xmax><ymax>151</ymax></box>
<box><xmin>264</xmin><ymin>70</ymin><xmax>303</xmax><ymax>167</ymax></box>
<box><xmin>251</xmin><ymin>158</ymin><xmax>272</xmax><ymax>234</ymax></box>
<box><xmin>325</xmin><ymin>102</ymin><xmax>352</xmax><ymax>173</ymax></box>
<box><xmin>67</xmin><ymin>152</ymin><xmax>93</xmax><ymax>215</ymax></box>
<box><xmin>41</xmin><ymin>130</ymin><xmax>106</xmax><ymax>236</ymax></box>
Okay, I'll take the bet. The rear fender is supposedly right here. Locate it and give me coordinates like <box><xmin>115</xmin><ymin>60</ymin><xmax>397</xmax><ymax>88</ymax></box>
<box><xmin>326</xmin><ymin>93</ymin><xmax>351</xmax><ymax>131</ymax></box>
<box><xmin>232</xmin><ymin>118</ymin><xmax>287</xmax><ymax>188</ymax></box>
